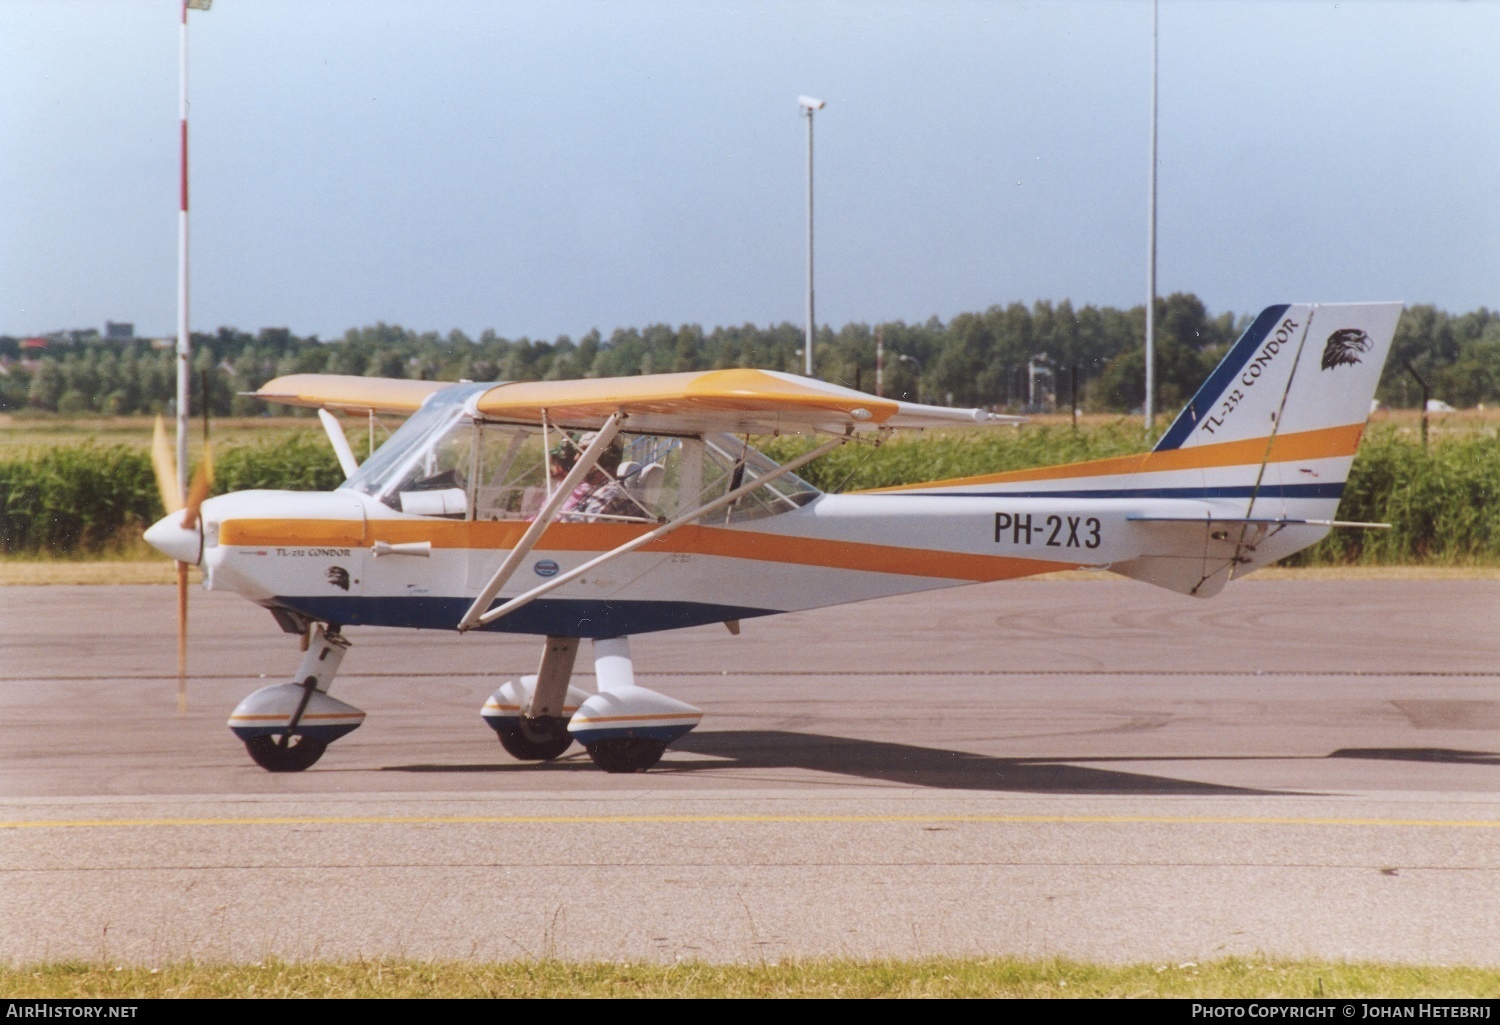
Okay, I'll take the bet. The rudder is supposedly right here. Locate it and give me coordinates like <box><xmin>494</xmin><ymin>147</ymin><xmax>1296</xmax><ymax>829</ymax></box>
<box><xmin>1109</xmin><ymin>301</ymin><xmax>1402</xmax><ymax>596</ymax></box>
<box><xmin>1150</xmin><ymin>301</ymin><xmax>1402</xmax><ymax>524</ymax></box>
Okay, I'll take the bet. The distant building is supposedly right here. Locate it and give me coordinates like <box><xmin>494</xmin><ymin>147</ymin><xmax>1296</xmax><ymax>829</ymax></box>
<box><xmin>20</xmin><ymin>337</ymin><xmax>47</xmax><ymax>351</ymax></box>
<box><xmin>104</xmin><ymin>321</ymin><xmax>134</xmax><ymax>340</ymax></box>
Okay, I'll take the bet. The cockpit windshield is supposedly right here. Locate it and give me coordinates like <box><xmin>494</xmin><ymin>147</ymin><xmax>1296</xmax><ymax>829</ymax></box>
<box><xmin>342</xmin><ymin>383</ymin><xmax>489</xmax><ymax>517</ymax></box>
<box><xmin>342</xmin><ymin>386</ymin><xmax>821</xmax><ymax>523</ymax></box>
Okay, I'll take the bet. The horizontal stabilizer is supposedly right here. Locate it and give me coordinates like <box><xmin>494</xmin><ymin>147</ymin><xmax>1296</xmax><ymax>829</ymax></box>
<box><xmin>1127</xmin><ymin>515</ymin><xmax>1390</xmax><ymax>530</ymax></box>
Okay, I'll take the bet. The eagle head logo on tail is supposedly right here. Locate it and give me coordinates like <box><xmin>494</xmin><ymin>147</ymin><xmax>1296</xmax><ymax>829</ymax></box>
<box><xmin>1322</xmin><ymin>328</ymin><xmax>1373</xmax><ymax>370</ymax></box>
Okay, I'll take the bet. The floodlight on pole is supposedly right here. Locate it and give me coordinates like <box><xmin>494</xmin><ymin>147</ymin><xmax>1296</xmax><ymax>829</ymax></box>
<box><xmin>799</xmin><ymin>95</ymin><xmax>824</xmax><ymax>378</ymax></box>
<box><xmin>897</xmin><ymin>352</ymin><xmax>922</xmax><ymax>403</ymax></box>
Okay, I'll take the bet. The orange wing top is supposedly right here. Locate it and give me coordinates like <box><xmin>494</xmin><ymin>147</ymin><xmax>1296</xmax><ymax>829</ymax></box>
<box><xmin>252</xmin><ymin>374</ymin><xmax>450</xmax><ymax>415</ymax></box>
<box><xmin>255</xmin><ymin>369</ymin><xmax>1023</xmax><ymax>435</ymax></box>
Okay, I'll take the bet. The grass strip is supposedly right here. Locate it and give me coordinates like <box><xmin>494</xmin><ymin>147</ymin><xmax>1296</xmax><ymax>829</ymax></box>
<box><xmin>3</xmin><ymin>957</ymin><xmax>1499</xmax><ymax>999</ymax></box>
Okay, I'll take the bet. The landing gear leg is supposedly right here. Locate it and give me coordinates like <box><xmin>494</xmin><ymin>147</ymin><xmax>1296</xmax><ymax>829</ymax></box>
<box><xmin>495</xmin><ymin>636</ymin><xmax>578</xmax><ymax>761</ymax></box>
<box><xmin>573</xmin><ymin>636</ymin><xmax>699</xmax><ymax>773</ymax></box>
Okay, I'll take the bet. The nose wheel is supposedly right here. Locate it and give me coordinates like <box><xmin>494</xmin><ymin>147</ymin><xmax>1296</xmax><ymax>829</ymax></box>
<box><xmin>244</xmin><ymin>733</ymin><xmax>328</xmax><ymax>772</ymax></box>
<box><xmin>229</xmin><ymin>624</ymin><xmax>362</xmax><ymax>772</ymax></box>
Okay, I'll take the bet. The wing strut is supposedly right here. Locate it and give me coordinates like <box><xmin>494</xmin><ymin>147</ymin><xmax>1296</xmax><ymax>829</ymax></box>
<box><xmin>318</xmin><ymin>409</ymin><xmax>360</xmax><ymax>477</ymax></box>
<box><xmin>464</xmin><ymin>433</ymin><xmax>849</xmax><ymax>631</ymax></box>
<box><xmin>457</xmin><ymin>413</ymin><xmax>626</xmax><ymax>633</ymax></box>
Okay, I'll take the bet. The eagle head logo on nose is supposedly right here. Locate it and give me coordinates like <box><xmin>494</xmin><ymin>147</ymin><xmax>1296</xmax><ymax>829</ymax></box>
<box><xmin>326</xmin><ymin>566</ymin><xmax>350</xmax><ymax>591</ymax></box>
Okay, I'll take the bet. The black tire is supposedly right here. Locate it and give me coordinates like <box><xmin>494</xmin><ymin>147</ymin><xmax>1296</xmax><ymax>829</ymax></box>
<box><xmin>497</xmin><ymin>715</ymin><xmax>574</xmax><ymax>761</ymax></box>
<box><xmin>586</xmin><ymin>737</ymin><xmax>666</xmax><ymax>773</ymax></box>
<box><xmin>245</xmin><ymin>733</ymin><xmax>328</xmax><ymax>772</ymax></box>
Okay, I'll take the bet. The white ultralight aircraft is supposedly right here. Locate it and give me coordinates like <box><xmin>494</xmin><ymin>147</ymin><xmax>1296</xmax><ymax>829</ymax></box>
<box><xmin>144</xmin><ymin>301</ymin><xmax>1402</xmax><ymax>773</ymax></box>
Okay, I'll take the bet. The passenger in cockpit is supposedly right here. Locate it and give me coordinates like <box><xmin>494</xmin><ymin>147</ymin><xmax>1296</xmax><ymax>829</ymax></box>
<box><xmin>545</xmin><ymin>436</ymin><xmax>637</xmax><ymax>522</ymax></box>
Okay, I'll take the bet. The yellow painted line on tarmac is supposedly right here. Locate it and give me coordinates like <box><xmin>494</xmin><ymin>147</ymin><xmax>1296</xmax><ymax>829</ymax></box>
<box><xmin>2</xmin><ymin>813</ymin><xmax>1499</xmax><ymax>830</ymax></box>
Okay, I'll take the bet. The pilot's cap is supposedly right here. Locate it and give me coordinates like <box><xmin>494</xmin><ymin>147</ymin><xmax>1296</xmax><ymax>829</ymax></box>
<box><xmin>576</xmin><ymin>431</ymin><xmax>623</xmax><ymax>474</ymax></box>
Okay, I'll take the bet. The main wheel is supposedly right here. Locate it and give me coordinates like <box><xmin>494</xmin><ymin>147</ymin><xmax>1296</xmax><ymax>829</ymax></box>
<box><xmin>497</xmin><ymin>715</ymin><xmax>574</xmax><ymax>761</ymax></box>
<box><xmin>245</xmin><ymin>733</ymin><xmax>328</xmax><ymax>772</ymax></box>
<box><xmin>586</xmin><ymin>737</ymin><xmax>666</xmax><ymax>773</ymax></box>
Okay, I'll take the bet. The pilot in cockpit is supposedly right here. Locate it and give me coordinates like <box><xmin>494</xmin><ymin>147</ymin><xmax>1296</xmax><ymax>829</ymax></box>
<box><xmin>549</xmin><ymin>435</ymin><xmax>637</xmax><ymax>522</ymax></box>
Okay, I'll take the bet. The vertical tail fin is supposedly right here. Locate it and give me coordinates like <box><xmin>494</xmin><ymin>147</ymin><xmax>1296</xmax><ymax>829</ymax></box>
<box><xmin>881</xmin><ymin>302</ymin><xmax>1402</xmax><ymax>596</ymax></box>
<box><xmin>1151</xmin><ymin>301</ymin><xmax>1402</xmax><ymax>522</ymax></box>
<box><xmin>1109</xmin><ymin>301</ymin><xmax>1402</xmax><ymax>596</ymax></box>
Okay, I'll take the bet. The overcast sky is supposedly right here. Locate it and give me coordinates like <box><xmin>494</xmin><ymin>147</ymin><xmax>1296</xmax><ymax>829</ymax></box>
<box><xmin>2</xmin><ymin>0</ymin><xmax>1495</xmax><ymax>342</ymax></box>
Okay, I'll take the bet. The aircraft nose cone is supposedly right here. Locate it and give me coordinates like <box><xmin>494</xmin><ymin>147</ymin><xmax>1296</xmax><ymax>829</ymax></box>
<box><xmin>144</xmin><ymin>514</ymin><xmax>203</xmax><ymax>565</ymax></box>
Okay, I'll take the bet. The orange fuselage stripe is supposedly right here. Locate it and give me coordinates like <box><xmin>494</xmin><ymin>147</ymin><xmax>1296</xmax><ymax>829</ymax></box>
<box><xmin>571</xmin><ymin>713</ymin><xmax>703</xmax><ymax>724</ymax></box>
<box><xmin>228</xmin><ymin>713</ymin><xmax>364</xmax><ymax>721</ymax></box>
<box><xmin>217</xmin><ymin>520</ymin><xmax>1063</xmax><ymax>583</ymax></box>
<box><xmin>864</xmin><ymin>423</ymin><xmax>1366</xmax><ymax>492</ymax></box>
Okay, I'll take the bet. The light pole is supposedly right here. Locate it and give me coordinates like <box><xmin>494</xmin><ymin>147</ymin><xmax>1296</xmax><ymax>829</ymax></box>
<box><xmin>798</xmin><ymin>95</ymin><xmax>824</xmax><ymax>378</ymax></box>
<box><xmin>897</xmin><ymin>353</ymin><xmax>922</xmax><ymax>403</ymax></box>
<box><xmin>1145</xmin><ymin>0</ymin><xmax>1158</xmax><ymax>436</ymax></box>
<box><xmin>1027</xmin><ymin>354</ymin><xmax>1054</xmax><ymax>411</ymax></box>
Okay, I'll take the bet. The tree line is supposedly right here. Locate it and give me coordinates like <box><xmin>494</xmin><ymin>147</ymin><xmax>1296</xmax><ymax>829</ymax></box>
<box><xmin>3</xmin><ymin>294</ymin><xmax>1495</xmax><ymax>416</ymax></box>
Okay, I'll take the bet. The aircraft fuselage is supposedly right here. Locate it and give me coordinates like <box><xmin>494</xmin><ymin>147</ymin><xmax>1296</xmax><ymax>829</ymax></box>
<box><xmin>187</xmin><ymin>486</ymin><xmax>1310</xmax><ymax>638</ymax></box>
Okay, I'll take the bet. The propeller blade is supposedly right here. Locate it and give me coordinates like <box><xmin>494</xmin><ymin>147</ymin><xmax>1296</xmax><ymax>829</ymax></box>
<box><xmin>175</xmin><ymin>442</ymin><xmax>211</xmax><ymax>713</ymax></box>
<box><xmin>181</xmin><ymin>443</ymin><xmax>214</xmax><ymax>530</ymax></box>
<box><xmin>151</xmin><ymin>415</ymin><xmax>183</xmax><ymax>514</ymax></box>
<box><xmin>175</xmin><ymin>370</ymin><xmax>216</xmax><ymax>715</ymax></box>
<box><xmin>176</xmin><ymin>560</ymin><xmax>189</xmax><ymax>715</ymax></box>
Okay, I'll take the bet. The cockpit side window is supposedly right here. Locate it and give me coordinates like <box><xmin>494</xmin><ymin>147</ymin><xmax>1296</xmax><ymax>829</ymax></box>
<box><xmin>473</xmin><ymin>426</ymin><xmax>548</xmax><ymax>520</ymax></box>
<box><xmin>348</xmin><ymin>399</ymin><xmax>820</xmax><ymax>523</ymax></box>
<box><xmin>699</xmin><ymin>433</ymin><xmax>820</xmax><ymax>523</ymax></box>
<box><xmin>582</xmin><ymin>432</ymin><xmax>818</xmax><ymax>524</ymax></box>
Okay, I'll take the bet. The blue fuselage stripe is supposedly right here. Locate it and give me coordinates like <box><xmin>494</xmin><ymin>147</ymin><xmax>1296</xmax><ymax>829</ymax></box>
<box><xmin>892</xmin><ymin>482</ymin><xmax>1345</xmax><ymax>501</ymax></box>
<box><xmin>268</xmin><ymin>596</ymin><xmax>776</xmax><ymax>638</ymax></box>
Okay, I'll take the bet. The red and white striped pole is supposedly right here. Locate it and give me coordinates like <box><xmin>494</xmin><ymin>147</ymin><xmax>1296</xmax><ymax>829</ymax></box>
<box><xmin>175</xmin><ymin>0</ymin><xmax>211</xmax><ymax>711</ymax></box>
<box><xmin>177</xmin><ymin>0</ymin><xmax>212</xmax><ymax>498</ymax></box>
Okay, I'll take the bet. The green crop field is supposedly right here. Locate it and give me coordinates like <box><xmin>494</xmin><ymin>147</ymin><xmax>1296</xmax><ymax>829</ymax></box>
<box><xmin>2</xmin><ymin>411</ymin><xmax>1496</xmax><ymax>565</ymax></box>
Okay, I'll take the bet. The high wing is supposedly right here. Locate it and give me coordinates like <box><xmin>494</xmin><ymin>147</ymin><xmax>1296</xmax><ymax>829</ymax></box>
<box><xmin>253</xmin><ymin>374</ymin><xmax>451</xmax><ymax>415</ymax></box>
<box><xmin>254</xmin><ymin>368</ymin><xmax>1023</xmax><ymax>435</ymax></box>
